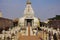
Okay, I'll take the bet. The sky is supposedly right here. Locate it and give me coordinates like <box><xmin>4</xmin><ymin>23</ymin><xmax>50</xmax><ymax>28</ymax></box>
<box><xmin>0</xmin><ymin>0</ymin><xmax>60</xmax><ymax>21</ymax></box>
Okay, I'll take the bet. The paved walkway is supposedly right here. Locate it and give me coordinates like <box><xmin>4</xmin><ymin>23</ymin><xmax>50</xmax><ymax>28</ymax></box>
<box><xmin>17</xmin><ymin>24</ymin><xmax>43</xmax><ymax>40</ymax></box>
<box><xmin>17</xmin><ymin>27</ymin><xmax>43</xmax><ymax>40</ymax></box>
<box><xmin>18</xmin><ymin>36</ymin><xmax>42</xmax><ymax>40</ymax></box>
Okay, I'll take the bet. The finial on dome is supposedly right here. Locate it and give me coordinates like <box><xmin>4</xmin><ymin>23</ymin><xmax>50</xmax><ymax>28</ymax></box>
<box><xmin>26</xmin><ymin>0</ymin><xmax>31</xmax><ymax>4</ymax></box>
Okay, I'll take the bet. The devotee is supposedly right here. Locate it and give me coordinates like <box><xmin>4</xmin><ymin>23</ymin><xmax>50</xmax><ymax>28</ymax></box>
<box><xmin>53</xmin><ymin>33</ymin><xmax>57</xmax><ymax>40</ymax></box>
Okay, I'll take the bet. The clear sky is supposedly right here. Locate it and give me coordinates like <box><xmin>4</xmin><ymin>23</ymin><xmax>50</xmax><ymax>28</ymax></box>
<box><xmin>0</xmin><ymin>0</ymin><xmax>60</xmax><ymax>21</ymax></box>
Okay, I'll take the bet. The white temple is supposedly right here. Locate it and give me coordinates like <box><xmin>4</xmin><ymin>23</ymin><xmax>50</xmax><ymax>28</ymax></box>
<box><xmin>19</xmin><ymin>0</ymin><xmax>40</xmax><ymax>27</ymax></box>
<box><xmin>18</xmin><ymin>0</ymin><xmax>40</xmax><ymax>36</ymax></box>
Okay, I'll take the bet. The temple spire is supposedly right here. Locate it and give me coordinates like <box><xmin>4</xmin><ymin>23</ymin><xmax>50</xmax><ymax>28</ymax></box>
<box><xmin>26</xmin><ymin>0</ymin><xmax>31</xmax><ymax>4</ymax></box>
<box><xmin>24</xmin><ymin>0</ymin><xmax>34</xmax><ymax>17</ymax></box>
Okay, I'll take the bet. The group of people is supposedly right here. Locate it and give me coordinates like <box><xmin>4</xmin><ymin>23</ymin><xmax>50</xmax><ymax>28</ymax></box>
<box><xmin>48</xmin><ymin>30</ymin><xmax>60</xmax><ymax>40</ymax></box>
<box><xmin>40</xmin><ymin>27</ymin><xmax>60</xmax><ymax>40</ymax></box>
<box><xmin>0</xmin><ymin>26</ymin><xmax>20</xmax><ymax>40</ymax></box>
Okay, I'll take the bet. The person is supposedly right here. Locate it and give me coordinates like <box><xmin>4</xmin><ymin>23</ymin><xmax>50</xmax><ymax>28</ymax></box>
<box><xmin>40</xmin><ymin>38</ymin><xmax>43</xmax><ymax>40</ymax></box>
<box><xmin>59</xmin><ymin>33</ymin><xmax>60</xmax><ymax>40</ymax></box>
<box><xmin>49</xmin><ymin>31</ymin><xmax>51</xmax><ymax>40</ymax></box>
<box><xmin>53</xmin><ymin>33</ymin><xmax>57</xmax><ymax>40</ymax></box>
<box><xmin>7</xmin><ymin>37</ymin><xmax>10</xmax><ymax>40</ymax></box>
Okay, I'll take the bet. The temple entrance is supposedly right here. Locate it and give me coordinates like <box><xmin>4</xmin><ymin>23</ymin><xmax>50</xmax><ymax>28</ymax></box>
<box><xmin>25</xmin><ymin>19</ymin><xmax>33</xmax><ymax>26</ymax></box>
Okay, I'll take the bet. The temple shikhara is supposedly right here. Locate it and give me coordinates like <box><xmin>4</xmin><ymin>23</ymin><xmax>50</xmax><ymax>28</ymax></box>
<box><xmin>0</xmin><ymin>0</ymin><xmax>60</xmax><ymax>40</ymax></box>
<box><xmin>18</xmin><ymin>0</ymin><xmax>40</xmax><ymax>36</ymax></box>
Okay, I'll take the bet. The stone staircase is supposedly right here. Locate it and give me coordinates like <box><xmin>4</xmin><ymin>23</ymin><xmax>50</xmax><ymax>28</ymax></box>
<box><xmin>18</xmin><ymin>36</ymin><xmax>40</xmax><ymax>40</ymax></box>
<box><xmin>17</xmin><ymin>26</ymin><xmax>43</xmax><ymax>40</ymax></box>
<box><xmin>17</xmin><ymin>24</ymin><xmax>43</xmax><ymax>40</ymax></box>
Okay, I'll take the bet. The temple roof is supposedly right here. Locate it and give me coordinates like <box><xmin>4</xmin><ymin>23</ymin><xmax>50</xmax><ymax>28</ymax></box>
<box><xmin>24</xmin><ymin>0</ymin><xmax>34</xmax><ymax>18</ymax></box>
